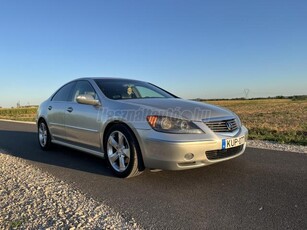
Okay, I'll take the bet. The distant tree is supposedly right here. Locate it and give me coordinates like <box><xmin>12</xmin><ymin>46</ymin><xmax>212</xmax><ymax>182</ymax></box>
<box><xmin>275</xmin><ymin>95</ymin><xmax>285</xmax><ymax>99</ymax></box>
<box><xmin>292</xmin><ymin>95</ymin><xmax>307</xmax><ymax>101</ymax></box>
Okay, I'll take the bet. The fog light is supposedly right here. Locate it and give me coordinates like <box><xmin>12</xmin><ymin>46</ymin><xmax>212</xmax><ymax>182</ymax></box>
<box><xmin>184</xmin><ymin>153</ymin><xmax>194</xmax><ymax>160</ymax></box>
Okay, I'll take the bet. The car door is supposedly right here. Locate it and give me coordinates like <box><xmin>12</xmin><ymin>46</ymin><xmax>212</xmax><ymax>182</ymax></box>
<box><xmin>47</xmin><ymin>81</ymin><xmax>76</xmax><ymax>141</ymax></box>
<box><xmin>64</xmin><ymin>80</ymin><xmax>101</xmax><ymax>151</ymax></box>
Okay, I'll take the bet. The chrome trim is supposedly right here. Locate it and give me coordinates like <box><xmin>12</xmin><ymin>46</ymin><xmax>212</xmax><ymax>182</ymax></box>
<box><xmin>203</xmin><ymin>116</ymin><xmax>239</xmax><ymax>133</ymax></box>
<box><xmin>49</xmin><ymin>122</ymin><xmax>65</xmax><ymax>127</ymax></box>
<box><xmin>65</xmin><ymin>125</ymin><xmax>99</xmax><ymax>133</ymax></box>
<box><xmin>202</xmin><ymin>116</ymin><xmax>235</xmax><ymax>122</ymax></box>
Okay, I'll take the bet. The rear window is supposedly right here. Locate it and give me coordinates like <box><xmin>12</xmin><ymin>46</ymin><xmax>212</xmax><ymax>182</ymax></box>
<box><xmin>52</xmin><ymin>82</ymin><xmax>76</xmax><ymax>101</ymax></box>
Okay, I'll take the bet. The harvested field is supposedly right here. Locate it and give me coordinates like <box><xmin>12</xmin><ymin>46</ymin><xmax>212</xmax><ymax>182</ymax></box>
<box><xmin>205</xmin><ymin>99</ymin><xmax>307</xmax><ymax>145</ymax></box>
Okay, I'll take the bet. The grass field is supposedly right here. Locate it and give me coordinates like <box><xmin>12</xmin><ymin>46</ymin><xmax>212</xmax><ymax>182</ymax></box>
<box><xmin>0</xmin><ymin>107</ymin><xmax>37</xmax><ymax>122</ymax></box>
<box><xmin>205</xmin><ymin>99</ymin><xmax>307</xmax><ymax>146</ymax></box>
<box><xmin>0</xmin><ymin>99</ymin><xmax>306</xmax><ymax>145</ymax></box>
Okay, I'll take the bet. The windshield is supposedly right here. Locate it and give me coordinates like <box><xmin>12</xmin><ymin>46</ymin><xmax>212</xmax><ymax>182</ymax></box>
<box><xmin>94</xmin><ymin>79</ymin><xmax>177</xmax><ymax>100</ymax></box>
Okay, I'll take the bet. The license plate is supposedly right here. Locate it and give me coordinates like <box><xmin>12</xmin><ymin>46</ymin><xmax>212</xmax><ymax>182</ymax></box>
<box><xmin>222</xmin><ymin>136</ymin><xmax>245</xmax><ymax>150</ymax></box>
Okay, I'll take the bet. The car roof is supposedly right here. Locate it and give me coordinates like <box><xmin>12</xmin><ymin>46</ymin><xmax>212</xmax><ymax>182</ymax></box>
<box><xmin>74</xmin><ymin>77</ymin><xmax>144</xmax><ymax>82</ymax></box>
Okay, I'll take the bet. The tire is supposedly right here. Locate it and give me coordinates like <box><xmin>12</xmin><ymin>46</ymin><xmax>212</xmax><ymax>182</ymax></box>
<box><xmin>38</xmin><ymin>120</ymin><xmax>52</xmax><ymax>150</ymax></box>
<box><xmin>104</xmin><ymin>124</ymin><xmax>143</xmax><ymax>178</ymax></box>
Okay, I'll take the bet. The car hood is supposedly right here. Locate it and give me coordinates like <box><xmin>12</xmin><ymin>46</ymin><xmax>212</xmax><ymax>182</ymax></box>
<box><xmin>118</xmin><ymin>98</ymin><xmax>235</xmax><ymax>121</ymax></box>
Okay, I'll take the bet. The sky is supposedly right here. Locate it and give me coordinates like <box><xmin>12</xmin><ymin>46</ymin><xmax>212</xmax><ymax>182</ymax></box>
<box><xmin>0</xmin><ymin>0</ymin><xmax>306</xmax><ymax>108</ymax></box>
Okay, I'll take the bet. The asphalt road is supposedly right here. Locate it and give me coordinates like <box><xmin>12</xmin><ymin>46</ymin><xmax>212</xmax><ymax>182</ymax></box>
<box><xmin>0</xmin><ymin>120</ymin><xmax>306</xmax><ymax>229</ymax></box>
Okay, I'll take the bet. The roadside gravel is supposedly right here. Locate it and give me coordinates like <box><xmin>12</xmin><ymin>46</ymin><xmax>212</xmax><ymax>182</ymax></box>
<box><xmin>248</xmin><ymin>140</ymin><xmax>307</xmax><ymax>154</ymax></box>
<box><xmin>0</xmin><ymin>153</ymin><xmax>142</xmax><ymax>230</ymax></box>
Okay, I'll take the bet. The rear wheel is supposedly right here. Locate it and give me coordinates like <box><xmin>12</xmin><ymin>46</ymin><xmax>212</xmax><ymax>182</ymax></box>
<box><xmin>38</xmin><ymin>120</ymin><xmax>52</xmax><ymax>150</ymax></box>
<box><xmin>104</xmin><ymin>124</ymin><xmax>143</xmax><ymax>178</ymax></box>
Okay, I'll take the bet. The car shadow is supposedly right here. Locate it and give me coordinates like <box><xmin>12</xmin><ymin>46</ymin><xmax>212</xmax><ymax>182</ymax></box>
<box><xmin>0</xmin><ymin>129</ymin><xmax>114</xmax><ymax>177</ymax></box>
<box><xmin>0</xmin><ymin>124</ymin><xmax>252</xmax><ymax>183</ymax></box>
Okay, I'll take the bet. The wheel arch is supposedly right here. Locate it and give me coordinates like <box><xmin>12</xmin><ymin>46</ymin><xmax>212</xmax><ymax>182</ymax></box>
<box><xmin>37</xmin><ymin>116</ymin><xmax>47</xmax><ymax>126</ymax></box>
<box><xmin>37</xmin><ymin>116</ymin><xmax>54</xmax><ymax>140</ymax></box>
<box><xmin>103</xmin><ymin>120</ymin><xmax>145</xmax><ymax>171</ymax></box>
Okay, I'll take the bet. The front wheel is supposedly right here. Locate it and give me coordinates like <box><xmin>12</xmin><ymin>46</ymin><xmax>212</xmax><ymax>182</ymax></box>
<box><xmin>104</xmin><ymin>124</ymin><xmax>143</xmax><ymax>178</ymax></box>
<box><xmin>38</xmin><ymin>120</ymin><xmax>52</xmax><ymax>150</ymax></box>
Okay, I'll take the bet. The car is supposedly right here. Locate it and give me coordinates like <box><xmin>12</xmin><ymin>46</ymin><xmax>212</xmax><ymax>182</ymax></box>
<box><xmin>37</xmin><ymin>78</ymin><xmax>248</xmax><ymax>178</ymax></box>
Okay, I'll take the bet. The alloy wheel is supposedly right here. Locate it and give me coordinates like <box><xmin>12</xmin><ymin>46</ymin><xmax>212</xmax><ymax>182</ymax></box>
<box><xmin>107</xmin><ymin>131</ymin><xmax>131</xmax><ymax>172</ymax></box>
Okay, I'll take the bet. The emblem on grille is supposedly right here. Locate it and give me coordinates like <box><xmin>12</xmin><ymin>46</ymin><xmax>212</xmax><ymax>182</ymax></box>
<box><xmin>226</xmin><ymin>121</ymin><xmax>233</xmax><ymax>131</ymax></box>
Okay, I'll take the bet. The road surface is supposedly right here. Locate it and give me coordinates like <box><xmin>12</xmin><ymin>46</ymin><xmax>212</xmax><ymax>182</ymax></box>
<box><xmin>0</xmin><ymin>121</ymin><xmax>306</xmax><ymax>229</ymax></box>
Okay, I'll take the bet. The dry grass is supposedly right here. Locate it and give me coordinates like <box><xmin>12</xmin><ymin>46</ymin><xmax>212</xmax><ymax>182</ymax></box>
<box><xmin>205</xmin><ymin>99</ymin><xmax>307</xmax><ymax>145</ymax></box>
<box><xmin>0</xmin><ymin>107</ymin><xmax>37</xmax><ymax>122</ymax></box>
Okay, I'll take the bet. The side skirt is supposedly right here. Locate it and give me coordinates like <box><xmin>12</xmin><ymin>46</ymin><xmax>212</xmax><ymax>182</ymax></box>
<box><xmin>51</xmin><ymin>140</ymin><xmax>105</xmax><ymax>159</ymax></box>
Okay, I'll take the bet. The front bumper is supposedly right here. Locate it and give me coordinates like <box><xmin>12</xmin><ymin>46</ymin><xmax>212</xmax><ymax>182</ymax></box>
<box><xmin>137</xmin><ymin>126</ymin><xmax>248</xmax><ymax>170</ymax></box>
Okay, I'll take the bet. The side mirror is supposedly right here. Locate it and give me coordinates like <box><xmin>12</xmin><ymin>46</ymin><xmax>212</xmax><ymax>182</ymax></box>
<box><xmin>76</xmin><ymin>94</ymin><xmax>101</xmax><ymax>106</ymax></box>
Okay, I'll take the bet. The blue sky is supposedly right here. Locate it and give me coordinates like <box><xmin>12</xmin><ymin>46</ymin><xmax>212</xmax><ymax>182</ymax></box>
<box><xmin>0</xmin><ymin>0</ymin><xmax>306</xmax><ymax>107</ymax></box>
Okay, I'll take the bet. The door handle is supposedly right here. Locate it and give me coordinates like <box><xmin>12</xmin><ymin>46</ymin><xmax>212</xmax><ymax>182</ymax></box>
<box><xmin>48</xmin><ymin>106</ymin><xmax>52</xmax><ymax>110</ymax></box>
<box><xmin>67</xmin><ymin>107</ymin><xmax>73</xmax><ymax>113</ymax></box>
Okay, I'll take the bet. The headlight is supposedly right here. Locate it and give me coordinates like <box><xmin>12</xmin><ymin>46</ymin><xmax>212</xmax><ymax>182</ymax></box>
<box><xmin>146</xmin><ymin>116</ymin><xmax>203</xmax><ymax>134</ymax></box>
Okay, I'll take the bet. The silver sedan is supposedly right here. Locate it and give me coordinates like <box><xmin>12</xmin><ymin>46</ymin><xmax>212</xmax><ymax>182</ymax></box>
<box><xmin>37</xmin><ymin>78</ymin><xmax>248</xmax><ymax>178</ymax></box>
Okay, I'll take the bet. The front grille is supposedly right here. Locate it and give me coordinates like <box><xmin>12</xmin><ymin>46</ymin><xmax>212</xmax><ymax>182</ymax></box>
<box><xmin>206</xmin><ymin>145</ymin><xmax>244</xmax><ymax>160</ymax></box>
<box><xmin>204</xmin><ymin>118</ymin><xmax>238</xmax><ymax>132</ymax></box>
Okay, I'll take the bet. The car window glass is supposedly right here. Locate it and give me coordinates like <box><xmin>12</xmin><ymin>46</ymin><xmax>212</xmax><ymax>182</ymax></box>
<box><xmin>135</xmin><ymin>86</ymin><xmax>164</xmax><ymax>98</ymax></box>
<box><xmin>94</xmin><ymin>79</ymin><xmax>176</xmax><ymax>100</ymax></box>
<box><xmin>72</xmin><ymin>81</ymin><xmax>97</xmax><ymax>102</ymax></box>
<box><xmin>52</xmin><ymin>82</ymin><xmax>76</xmax><ymax>101</ymax></box>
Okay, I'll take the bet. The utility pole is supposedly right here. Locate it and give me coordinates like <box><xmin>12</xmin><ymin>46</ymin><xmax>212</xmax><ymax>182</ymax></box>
<box><xmin>244</xmin><ymin>89</ymin><xmax>250</xmax><ymax>99</ymax></box>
